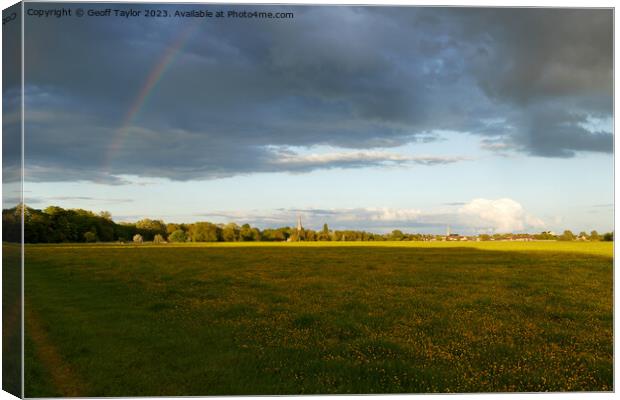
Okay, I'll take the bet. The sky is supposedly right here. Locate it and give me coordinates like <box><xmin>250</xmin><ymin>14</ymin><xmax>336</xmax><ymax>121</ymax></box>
<box><xmin>4</xmin><ymin>4</ymin><xmax>614</xmax><ymax>234</ymax></box>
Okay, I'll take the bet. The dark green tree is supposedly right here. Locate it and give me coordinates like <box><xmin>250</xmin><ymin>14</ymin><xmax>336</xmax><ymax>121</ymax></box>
<box><xmin>83</xmin><ymin>230</ymin><xmax>98</xmax><ymax>243</ymax></box>
<box><xmin>240</xmin><ymin>224</ymin><xmax>255</xmax><ymax>241</ymax></box>
<box><xmin>136</xmin><ymin>219</ymin><xmax>167</xmax><ymax>241</ymax></box>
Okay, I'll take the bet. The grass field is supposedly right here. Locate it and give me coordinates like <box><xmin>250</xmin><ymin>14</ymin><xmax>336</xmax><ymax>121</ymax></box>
<box><xmin>23</xmin><ymin>241</ymin><xmax>613</xmax><ymax>395</ymax></box>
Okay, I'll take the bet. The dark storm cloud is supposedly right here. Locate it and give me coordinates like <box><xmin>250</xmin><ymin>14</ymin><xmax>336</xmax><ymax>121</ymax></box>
<box><xmin>22</xmin><ymin>5</ymin><xmax>612</xmax><ymax>184</ymax></box>
<box><xmin>3</xmin><ymin>4</ymin><xmax>22</xmax><ymax>184</ymax></box>
<box><xmin>452</xmin><ymin>8</ymin><xmax>613</xmax><ymax>156</ymax></box>
<box><xmin>457</xmin><ymin>9</ymin><xmax>612</xmax><ymax>105</ymax></box>
<box><xmin>520</xmin><ymin>106</ymin><xmax>613</xmax><ymax>157</ymax></box>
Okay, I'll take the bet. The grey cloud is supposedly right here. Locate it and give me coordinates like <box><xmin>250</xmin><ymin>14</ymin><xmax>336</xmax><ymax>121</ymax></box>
<box><xmin>24</xmin><ymin>163</ymin><xmax>131</xmax><ymax>185</ymax></box>
<box><xmin>383</xmin><ymin>8</ymin><xmax>613</xmax><ymax>156</ymax></box>
<box><xmin>454</xmin><ymin>8</ymin><xmax>612</xmax><ymax>156</ymax></box>
<box><xmin>21</xmin><ymin>6</ymin><xmax>612</xmax><ymax>184</ymax></box>
<box><xmin>24</xmin><ymin>117</ymin><xmax>466</xmax><ymax>182</ymax></box>
<box><xmin>3</xmin><ymin>197</ymin><xmax>28</xmax><ymax>206</ymax></box>
<box><xmin>461</xmin><ymin>9</ymin><xmax>612</xmax><ymax>106</ymax></box>
<box><xmin>3</xmin><ymin>91</ymin><xmax>22</xmax><ymax>184</ymax></box>
<box><xmin>47</xmin><ymin>196</ymin><xmax>134</xmax><ymax>203</ymax></box>
<box><xmin>519</xmin><ymin>106</ymin><xmax>613</xmax><ymax>157</ymax></box>
<box><xmin>3</xmin><ymin>4</ymin><xmax>21</xmax><ymax>93</ymax></box>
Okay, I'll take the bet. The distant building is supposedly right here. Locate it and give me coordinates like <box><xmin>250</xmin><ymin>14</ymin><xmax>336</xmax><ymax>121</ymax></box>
<box><xmin>297</xmin><ymin>216</ymin><xmax>303</xmax><ymax>232</ymax></box>
<box><xmin>447</xmin><ymin>233</ymin><xmax>461</xmax><ymax>241</ymax></box>
<box><xmin>287</xmin><ymin>216</ymin><xmax>304</xmax><ymax>242</ymax></box>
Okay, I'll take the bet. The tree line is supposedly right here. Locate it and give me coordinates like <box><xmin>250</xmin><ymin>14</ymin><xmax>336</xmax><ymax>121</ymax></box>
<box><xmin>1</xmin><ymin>205</ymin><xmax>614</xmax><ymax>244</ymax></box>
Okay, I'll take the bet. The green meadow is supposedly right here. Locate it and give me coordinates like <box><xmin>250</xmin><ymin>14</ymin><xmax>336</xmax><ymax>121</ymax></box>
<box><xmin>23</xmin><ymin>241</ymin><xmax>612</xmax><ymax>396</ymax></box>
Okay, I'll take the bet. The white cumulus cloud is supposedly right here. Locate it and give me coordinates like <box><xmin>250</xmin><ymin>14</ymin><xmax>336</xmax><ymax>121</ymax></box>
<box><xmin>458</xmin><ymin>198</ymin><xmax>545</xmax><ymax>232</ymax></box>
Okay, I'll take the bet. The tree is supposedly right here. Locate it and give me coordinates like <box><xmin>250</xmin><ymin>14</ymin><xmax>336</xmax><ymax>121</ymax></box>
<box><xmin>603</xmin><ymin>232</ymin><xmax>614</xmax><ymax>242</ymax></box>
<box><xmin>96</xmin><ymin>222</ymin><xmax>115</xmax><ymax>242</ymax></box>
<box><xmin>2</xmin><ymin>207</ymin><xmax>22</xmax><ymax>242</ymax></box>
<box><xmin>240</xmin><ymin>224</ymin><xmax>255</xmax><ymax>241</ymax></box>
<box><xmin>272</xmin><ymin>229</ymin><xmax>287</xmax><ymax>241</ymax></box>
<box><xmin>305</xmin><ymin>229</ymin><xmax>317</xmax><ymax>241</ymax></box>
<box><xmin>153</xmin><ymin>234</ymin><xmax>165</xmax><ymax>244</ymax></box>
<box><xmin>166</xmin><ymin>223</ymin><xmax>181</xmax><ymax>235</ymax></box>
<box><xmin>222</xmin><ymin>223</ymin><xmax>240</xmax><ymax>242</ymax></box>
<box><xmin>168</xmin><ymin>229</ymin><xmax>188</xmax><ymax>243</ymax></box>
<box><xmin>559</xmin><ymin>230</ymin><xmax>575</xmax><ymax>241</ymax></box>
<box><xmin>318</xmin><ymin>223</ymin><xmax>331</xmax><ymax>241</ymax></box>
<box><xmin>390</xmin><ymin>230</ymin><xmax>405</xmax><ymax>241</ymax></box>
<box><xmin>262</xmin><ymin>228</ymin><xmax>289</xmax><ymax>241</ymax></box>
<box><xmin>115</xmin><ymin>223</ymin><xmax>137</xmax><ymax>243</ymax></box>
<box><xmin>133</xmin><ymin>234</ymin><xmax>143</xmax><ymax>243</ymax></box>
<box><xmin>135</xmin><ymin>219</ymin><xmax>167</xmax><ymax>240</ymax></box>
<box><xmin>237</xmin><ymin>224</ymin><xmax>261</xmax><ymax>241</ymax></box>
<box><xmin>290</xmin><ymin>227</ymin><xmax>307</xmax><ymax>242</ymax></box>
<box><xmin>189</xmin><ymin>222</ymin><xmax>220</xmax><ymax>242</ymax></box>
<box><xmin>83</xmin><ymin>231</ymin><xmax>98</xmax><ymax>243</ymax></box>
<box><xmin>535</xmin><ymin>231</ymin><xmax>556</xmax><ymax>240</ymax></box>
<box><xmin>43</xmin><ymin>206</ymin><xmax>65</xmax><ymax>216</ymax></box>
<box><xmin>590</xmin><ymin>230</ymin><xmax>600</xmax><ymax>241</ymax></box>
<box><xmin>250</xmin><ymin>227</ymin><xmax>261</xmax><ymax>241</ymax></box>
<box><xmin>99</xmin><ymin>211</ymin><xmax>112</xmax><ymax>221</ymax></box>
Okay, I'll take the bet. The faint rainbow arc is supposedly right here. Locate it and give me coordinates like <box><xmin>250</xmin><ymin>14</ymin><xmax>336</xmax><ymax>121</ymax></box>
<box><xmin>103</xmin><ymin>23</ymin><xmax>199</xmax><ymax>175</ymax></box>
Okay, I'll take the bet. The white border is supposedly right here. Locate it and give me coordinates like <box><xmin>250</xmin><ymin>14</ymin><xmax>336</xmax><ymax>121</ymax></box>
<box><xmin>0</xmin><ymin>1</ymin><xmax>616</xmax><ymax>400</ymax></box>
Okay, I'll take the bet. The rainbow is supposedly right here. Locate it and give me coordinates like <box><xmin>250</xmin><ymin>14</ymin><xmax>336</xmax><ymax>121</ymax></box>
<box><xmin>103</xmin><ymin>22</ymin><xmax>199</xmax><ymax>175</ymax></box>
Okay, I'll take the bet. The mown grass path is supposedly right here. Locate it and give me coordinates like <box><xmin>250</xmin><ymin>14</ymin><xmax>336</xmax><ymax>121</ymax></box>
<box><xmin>25</xmin><ymin>302</ymin><xmax>86</xmax><ymax>396</ymax></box>
<box><xmin>24</xmin><ymin>242</ymin><xmax>613</xmax><ymax>395</ymax></box>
